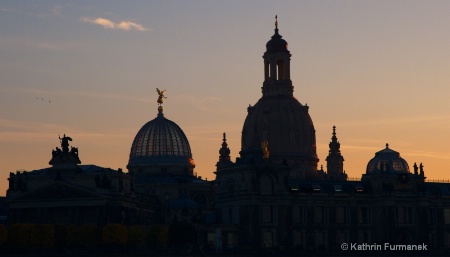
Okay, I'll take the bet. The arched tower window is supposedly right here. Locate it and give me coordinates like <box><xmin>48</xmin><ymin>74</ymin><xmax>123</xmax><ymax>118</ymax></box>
<box><xmin>264</xmin><ymin>60</ymin><xmax>270</xmax><ymax>81</ymax></box>
<box><xmin>277</xmin><ymin>59</ymin><xmax>285</xmax><ymax>80</ymax></box>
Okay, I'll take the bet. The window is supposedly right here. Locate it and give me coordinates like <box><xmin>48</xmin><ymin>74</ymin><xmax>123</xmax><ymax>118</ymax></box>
<box><xmin>277</xmin><ymin>60</ymin><xmax>285</xmax><ymax>80</ymax></box>
<box><xmin>264</xmin><ymin>60</ymin><xmax>270</xmax><ymax>80</ymax></box>
<box><xmin>445</xmin><ymin>232</ymin><xmax>450</xmax><ymax>248</ymax></box>
<box><xmin>397</xmin><ymin>207</ymin><xmax>412</xmax><ymax>224</ymax></box>
<box><xmin>293</xmin><ymin>230</ymin><xmax>302</xmax><ymax>248</ymax></box>
<box><xmin>293</xmin><ymin>206</ymin><xmax>303</xmax><ymax>224</ymax></box>
<box><xmin>392</xmin><ymin>161</ymin><xmax>404</xmax><ymax>172</ymax></box>
<box><xmin>334</xmin><ymin>185</ymin><xmax>343</xmax><ymax>192</ymax></box>
<box><xmin>336</xmin><ymin>207</ymin><xmax>346</xmax><ymax>224</ymax></box>
<box><xmin>336</xmin><ymin>231</ymin><xmax>346</xmax><ymax>245</ymax></box>
<box><xmin>207</xmin><ymin>233</ymin><xmax>215</xmax><ymax>248</ymax></box>
<box><xmin>263</xmin><ymin>231</ymin><xmax>273</xmax><ymax>248</ymax></box>
<box><xmin>444</xmin><ymin>208</ymin><xmax>450</xmax><ymax>224</ymax></box>
<box><xmin>260</xmin><ymin>176</ymin><xmax>273</xmax><ymax>195</ymax></box>
<box><xmin>315</xmin><ymin>231</ymin><xmax>325</xmax><ymax>248</ymax></box>
<box><xmin>314</xmin><ymin>207</ymin><xmax>325</xmax><ymax>224</ymax></box>
<box><xmin>357</xmin><ymin>207</ymin><xmax>369</xmax><ymax>224</ymax></box>
<box><xmin>358</xmin><ymin>230</ymin><xmax>369</xmax><ymax>244</ymax></box>
<box><xmin>227</xmin><ymin>232</ymin><xmax>237</xmax><ymax>248</ymax></box>
<box><xmin>261</xmin><ymin>205</ymin><xmax>273</xmax><ymax>223</ymax></box>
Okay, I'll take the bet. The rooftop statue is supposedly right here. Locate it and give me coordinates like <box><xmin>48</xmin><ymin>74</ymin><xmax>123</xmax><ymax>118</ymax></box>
<box><xmin>59</xmin><ymin>134</ymin><xmax>72</xmax><ymax>154</ymax></box>
<box><xmin>261</xmin><ymin>139</ymin><xmax>270</xmax><ymax>159</ymax></box>
<box><xmin>156</xmin><ymin>88</ymin><xmax>167</xmax><ymax>106</ymax></box>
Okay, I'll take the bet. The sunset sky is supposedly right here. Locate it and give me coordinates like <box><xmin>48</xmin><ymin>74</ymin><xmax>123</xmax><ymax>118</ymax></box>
<box><xmin>2</xmin><ymin>1</ymin><xmax>450</xmax><ymax>195</ymax></box>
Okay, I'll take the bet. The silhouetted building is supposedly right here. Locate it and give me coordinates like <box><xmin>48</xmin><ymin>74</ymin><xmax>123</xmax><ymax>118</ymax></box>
<box><xmin>213</xmin><ymin>19</ymin><xmax>450</xmax><ymax>254</ymax></box>
<box><xmin>4</xmin><ymin>17</ymin><xmax>450</xmax><ymax>255</ymax></box>
<box><xmin>6</xmin><ymin>136</ymin><xmax>154</xmax><ymax>225</ymax></box>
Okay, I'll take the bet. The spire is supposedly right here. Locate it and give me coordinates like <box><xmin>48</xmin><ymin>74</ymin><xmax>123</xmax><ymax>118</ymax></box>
<box><xmin>275</xmin><ymin>15</ymin><xmax>278</xmax><ymax>29</ymax></box>
<box><xmin>329</xmin><ymin>125</ymin><xmax>341</xmax><ymax>155</ymax></box>
<box><xmin>271</xmin><ymin>15</ymin><xmax>281</xmax><ymax>40</ymax></box>
<box><xmin>326</xmin><ymin>126</ymin><xmax>346</xmax><ymax>181</ymax></box>
<box><xmin>217</xmin><ymin>132</ymin><xmax>232</xmax><ymax>168</ymax></box>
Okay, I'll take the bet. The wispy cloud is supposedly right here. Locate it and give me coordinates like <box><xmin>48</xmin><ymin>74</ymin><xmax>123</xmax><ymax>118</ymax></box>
<box><xmin>51</xmin><ymin>5</ymin><xmax>63</xmax><ymax>16</ymax></box>
<box><xmin>80</xmin><ymin>17</ymin><xmax>148</xmax><ymax>31</ymax></box>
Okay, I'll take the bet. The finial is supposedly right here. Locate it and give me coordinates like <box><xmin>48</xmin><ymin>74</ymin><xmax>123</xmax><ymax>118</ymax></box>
<box><xmin>223</xmin><ymin>132</ymin><xmax>227</xmax><ymax>142</ymax></box>
<box><xmin>386</xmin><ymin>143</ymin><xmax>389</xmax><ymax>149</ymax></box>
<box><xmin>332</xmin><ymin>125</ymin><xmax>336</xmax><ymax>137</ymax></box>
<box><xmin>275</xmin><ymin>15</ymin><xmax>278</xmax><ymax>29</ymax></box>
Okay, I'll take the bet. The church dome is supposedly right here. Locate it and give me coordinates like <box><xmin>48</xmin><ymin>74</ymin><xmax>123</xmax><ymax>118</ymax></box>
<box><xmin>128</xmin><ymin>107</ymin><xmax>195</xmax><ymax>175</ymax></box>
<box><xmin>366</xmin><ymin>144</ymin><xmax>410</xmax><ymax>174</ymax></box>
<box><xmin>240</xmin><ymin>17</ymin><xmax>318</xmax><ymax>174</ymax></box>
<box><xmin>241</xmin><ymin>96</ymin><xmax>318</xmax><ymax>167</ymax></box>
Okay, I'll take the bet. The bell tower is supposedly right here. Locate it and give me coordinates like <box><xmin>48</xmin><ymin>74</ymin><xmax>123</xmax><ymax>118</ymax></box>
<box><xmin>262</xmin><ymin>16</ymin><xmax>293</xmax><ymax>97</ymax></box>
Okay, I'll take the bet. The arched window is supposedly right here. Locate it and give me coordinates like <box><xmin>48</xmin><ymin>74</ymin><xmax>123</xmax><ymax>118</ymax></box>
<box><xmin>260</xmin><ymin>175</ymin><xmax>273</xmax><ymax>195</ymax></box>
<box><xmin>277</xmin><ymin>59</ymin><xmax>285</xmax><ymax>80</ymax></box>
<box><xmin>264</xmin><ymin>60</ymin><xmax>270</xmax><ymax>81</ymax></box>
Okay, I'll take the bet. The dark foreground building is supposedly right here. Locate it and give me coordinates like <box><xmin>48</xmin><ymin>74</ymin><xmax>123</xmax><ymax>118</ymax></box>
<box><xmin>4</xmin><ymin>19</ymin><xmax>450</xmax><ymax>255</ymax></box>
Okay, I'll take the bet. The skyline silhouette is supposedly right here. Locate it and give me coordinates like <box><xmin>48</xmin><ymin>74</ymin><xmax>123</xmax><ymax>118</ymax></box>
<box><xmin>2</xmin><ymin>1</ymin><xmax>450</xmax><ymax>196</ymax></box>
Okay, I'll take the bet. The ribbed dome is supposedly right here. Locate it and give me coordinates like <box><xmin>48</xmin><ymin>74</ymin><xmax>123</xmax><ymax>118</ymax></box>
<box><xmin>366</xmin><ymin>144</ymin><xmax>410</xmax><ymax>174</ymax></box>
<box><xmin>128</xmin><ymin>109</ymin><xmax>195</xmax><ymax>174</ymax></box>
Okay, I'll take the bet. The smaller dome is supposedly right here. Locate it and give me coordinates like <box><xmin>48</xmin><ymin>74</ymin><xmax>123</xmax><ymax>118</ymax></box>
<box><xmin>366</xmin><ymin>144</ymin><xmax>410</xmax><ymax>174</ymax></box>
<box><xmin>265</xmin><ymin>28</ymin><xmax>288</xmax><ymax>54</ymax></box>
<box><xmin>128</xmin><ymin>108</ymin><xmax>195</xmax><ymax>174</ymax></box>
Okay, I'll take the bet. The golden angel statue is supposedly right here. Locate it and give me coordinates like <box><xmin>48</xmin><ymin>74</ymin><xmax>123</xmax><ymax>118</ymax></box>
<box><xmin>156</xmin><ymin>88</ymin><xmax>167</xmax><ymax>106</ymax></box>
<box><xmin>261</xmin><ymin>139</ymin><xmax>270</xmax><ymax>159</ymax></box>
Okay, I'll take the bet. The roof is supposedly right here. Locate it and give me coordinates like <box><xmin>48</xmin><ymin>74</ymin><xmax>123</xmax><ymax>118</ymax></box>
<box><xmin>128</xmin><ymin>111</ymin><xmax>193</xmax><ymax>169</ymax></box>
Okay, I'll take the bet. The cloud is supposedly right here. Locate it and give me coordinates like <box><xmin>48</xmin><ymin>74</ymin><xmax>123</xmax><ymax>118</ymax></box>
<box><xmin>80</xmin><ymin>17</ymin><xmax>148</xmax><ymax>31</ymax></box>
<box><xmin>117</xmin><ymin>21</ymin><xmax>147</xmax><ymax>31</ymax></box>
<box><xmin>51</xmin><ymin>5</ymin><xmax>63</xmax><ymax>16</ymax></box>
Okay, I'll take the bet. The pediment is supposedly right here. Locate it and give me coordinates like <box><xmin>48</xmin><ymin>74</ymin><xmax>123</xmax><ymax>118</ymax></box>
<box><xmin>14</xmin><ymin>182</ymin><xmax>101</xmax><ymax>201</ymax></box>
